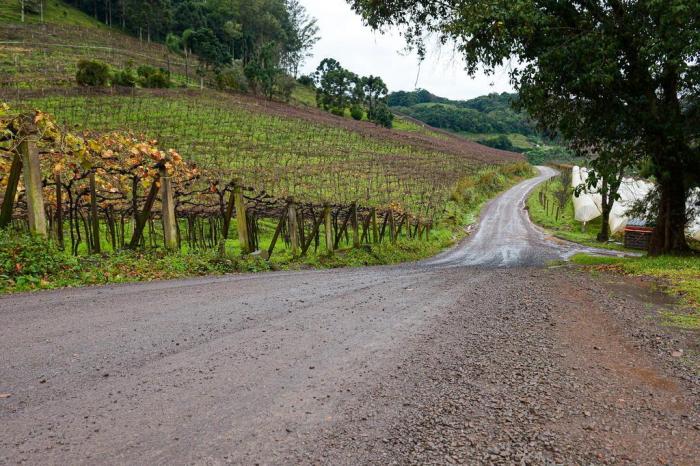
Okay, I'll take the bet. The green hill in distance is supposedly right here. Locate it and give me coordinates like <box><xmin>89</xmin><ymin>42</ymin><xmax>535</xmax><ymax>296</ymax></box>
<box><xmin>389</xmin><ymin>89</ymin><xmax>581</xmax><ymax>165</ymax></box>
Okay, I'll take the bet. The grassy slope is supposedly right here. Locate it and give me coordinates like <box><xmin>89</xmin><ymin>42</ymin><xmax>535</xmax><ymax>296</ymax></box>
<box><xmin>0</xmin><ymin>0</ymin><xmax>104</xmax><ymax>26</ymax></box>
<box><xmin>0</xmin><ymin>0</ymin><xmax>196</xmax><ymax>88</ymax></box>
<box><xmin>0</xmin><ymin>0</ymin><xmax>534</xmax><ymax>293</ymax></box>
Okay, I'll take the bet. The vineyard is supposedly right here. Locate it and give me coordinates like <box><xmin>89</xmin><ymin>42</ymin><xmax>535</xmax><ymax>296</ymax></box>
<box><xmin>0</xmin><ymin>1</ymin><xmax>530</xmax><ymax>289</ymax></box>
<box><xmin>0</xmin><ymin>23</ymin><xmax>199</xmax><ymax>89</ymax></box>
<box><xmin>0</xmin><ymin>85</ymin><xmax>527</xmax><ymax>264</ymax></box>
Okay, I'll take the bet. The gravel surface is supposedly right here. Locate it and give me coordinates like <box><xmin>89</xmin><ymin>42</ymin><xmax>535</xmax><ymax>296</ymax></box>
<box><xmin>1</xmin><ymin>168</ymin><xmax>698</xmax><ymax>465</ymax></box>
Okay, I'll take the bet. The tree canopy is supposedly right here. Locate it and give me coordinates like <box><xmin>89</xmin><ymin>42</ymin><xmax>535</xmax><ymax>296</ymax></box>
<box><xmin>65</xmin><ymin>0</ymin><xmax>318</xmax><ymax>72</ymax></box>
<box><xmin>349</xmin><ymin>0</ymin><xmax>700</xmax><ymax>254</ymax></box>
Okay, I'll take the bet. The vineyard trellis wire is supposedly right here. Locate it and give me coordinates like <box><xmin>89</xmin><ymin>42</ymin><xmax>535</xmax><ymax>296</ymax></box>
<box><xmin>0</xmin><ymin>101</ymin><xmax>461</xmax><ymax>258</ymax></box>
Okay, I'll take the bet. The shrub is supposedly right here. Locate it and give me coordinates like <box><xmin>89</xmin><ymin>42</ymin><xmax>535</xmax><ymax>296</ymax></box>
<box><xmin>350</xmin><ymin>104</ymin><xmax>364</xmax><ymax>121</ymax></box>
<box><xmin>369</xmin><ymin>103</ymin><xmax>394</xmax><ymax>128</ymax></box>
<box><xmin>273</xmin><ymin>74</ymin><xmax>297</xmax><ymax>102</ymax></box>
<box><xmin>113</xmin><ymin>66</ymin><xmax>138</xmax><ymax>87</ymax></box>
<box><xmin>477</xmin><ymin>134</ymin><xmax>516</xmax><ymax>152</ymax></box>
<box><xmin>297</xmin><ymin>74</ymin><xmax>315</xmax><ymax>87</ymax></box>
<box><xmin>76</xmin><ymin>59</ymin><xmax>111</xmax><ymax>87</ymax></box>
<box><xmin>0</xmin><ymin>230</ymin><xmax>73</xmax><ymax>287</ymax></box>
<box><xmin>137</xmin><ymin>65</ymin><xmax>172</xmax><ymax>88</ymax></box>
<box><xmin>216</xmin><ymin>62</ymin><xmax>249</xmax><ymax>92</ymax></box>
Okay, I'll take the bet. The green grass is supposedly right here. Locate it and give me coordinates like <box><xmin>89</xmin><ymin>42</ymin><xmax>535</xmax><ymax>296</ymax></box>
<box><xmin>13</xmin><ymin>90</ymin><xmax>491</xmax><ymax>217</ymax></box>
<box><xmin>0</xmin><ymin>0</ymin><xmax>105</xmax><ymax>27</ymax></box>
<box><xmin>571</xmin><ymin>253</ymin><xmax>700</xmax><ymax>327</ymax></box>
<box><xmin>527</xmin><ymin>177</ymin><xmax>632</xmax><ymax>252</ymax></box>
<box><xmin>458</xmin><ymin>132</ymin><xmax>540</xmax><ymax>151</ymax></box>
<box><xmin>291</xmin><ymin>84</ymin><xmax>317</xmax><ymax>107</ymax></box>
<box><xmin>0</xmin><ymin>163</ymin><xmax>533</xmax><ymax>294</ymax></box>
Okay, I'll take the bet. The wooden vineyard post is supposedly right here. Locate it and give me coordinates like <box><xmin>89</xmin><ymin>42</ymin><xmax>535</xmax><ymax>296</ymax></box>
<box><xmin>234</xmin><ymin>183</ymin><xmax>250</xmax><ymax>254</ymax></box>
<box><xmin>371</xmin><ymin>208</ymin><xmax>378</xmax><ymax>244</ymax></box>
<box><xmin>426</xmin><ymin>222</ymin><xmax>432</xmax><ymax>241</ymax></box>
<box><xmin>128</xmin><ymin>173</ymin><xmax>160</xmax><ymax>249</ymax></box>
<box><xmin>160</xmin><ymin>166</ymin><xmax>178</xmax><ymax>251</ymax></box>
<box><xmin>54</xmin><ymin>173</ymin><xmax>64</xmax><ymax>248</ymax></box>
<box><xmin>18</xmin><ymin>122</ymin><xmax>47</xmax><ymax>237</ymax></box>
<box><xmin>351</xmin><ymin>202</ymin><xmax>360</xmax><ymax>249</ymax></box>
<box><xmin>324</xmin><ymin>203</ymin><xmax>334</xmax><ymax>254</ymax></box>
<box><xmin>287</xmin><ymin>197</ymin><xmax>299</xmax><ymax>256</ymax></box>
<box><xmin>389</xmin><ymin>210</ymin><xmax>396</xmax><ymax>244</ymax></box>
<box><xmin>89</xmin><ymin>171</ymin><xmax>101</xmax><ymax>253</ymax></box>
<box><xmin>0</xmin><ymin>152</ymin><xmax>23</xmax><ymax>228</ymax></box>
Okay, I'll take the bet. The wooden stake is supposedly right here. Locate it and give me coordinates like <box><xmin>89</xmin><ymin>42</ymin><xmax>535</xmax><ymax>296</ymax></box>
<box><xmin>371</xmin><ymin>208</ymin><xmax>378</xmax><ymax>244</ymax></box>
<box><xmin>351</xmin><ymin>202</ymin><xmax>360</xmax><ymax>248</ymax></box>
<box><xmin>287</xmin><ymin>197</ymin><xmax>299</xmax><ymax>256</ymax></box>
<box><xmin>19</xmin><ymin>131</ymin><xmax>47</xmax><ymax>236</ymax></box>
<box><xmin>324</xmin><ymin>204</ymin><xmax>333</xmax><ymax>254</ymax></box>
<box><xmin>89</xmin><ymin>171</ymin><xmax>101</xmax><ymax>253</ymax></box>
<box><xmin>0</xmin><ymin>152</ymin><xmax>22</xmax><ymax>228</ymax></box>
<box><xmin>234</xmin><ymin>183</ymin><xmax>250</xmax><ymax>254</ymax></box>
<box><xmin>160</xmin><ymin>166</ymin><xmax>178</xmax><ymax>250</ymax></box>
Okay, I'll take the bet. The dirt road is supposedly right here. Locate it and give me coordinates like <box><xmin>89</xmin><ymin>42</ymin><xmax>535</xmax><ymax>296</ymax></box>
<box><xmin>1</xmin><ymin>168</ymin><xmax>698</xmax><ymax>465</ymax></box>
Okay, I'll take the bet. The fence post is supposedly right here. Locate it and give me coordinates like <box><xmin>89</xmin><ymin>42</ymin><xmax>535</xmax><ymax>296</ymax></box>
<box><xmin>54</xmin><ymin>173</ymin><xmax>64</xmax><ymax>248</ymax></box>
<box><xmin>351</xmin><ymin>202</ymin><xmax>360</xmax><ymax>248</ymax></box>
<box><xmin>324</xmin><ymin>203</ymin><xmax>333</xmax><ymax>254</ymax></box>
<box><xmin>371</xmin><ymin>208</ymin><xmax>378</xmax><ymax>244</ymax></box>
<box><xmin>18</xmin><ymin>121</ymin><xmax>47</xmax><ymax>237</ymax></box>
<box><xmin>287</xmin><ymin>197</ymin><xmax>299</xmax><ymax>256</ymax></box>
<box><xmin>89</xmin><ymin>170</ymin><xmax>101</xmax><ymax>253</ymax></box>
<box><xmin>160</xmin><ymin>166</ymin><xmax>178</xmax><ymax>250</ymax></box>
<box><xmin>0</xmin><ymin>152</ymin><xmax>22</xmax><ymax>228</ymax></box>
<box><xmin>389</xmin><ymin>210</ymin><xmax>396</xmax><ymax>243</ymax></box>
<box><xmin>234</xmin><ymin>183</ymin><xmax>250</xmax><ymax>254</ymax></box>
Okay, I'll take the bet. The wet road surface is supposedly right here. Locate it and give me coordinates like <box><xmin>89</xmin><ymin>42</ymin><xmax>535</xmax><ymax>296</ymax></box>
<box><xmin>1</xmin><ymin>168</ymin><xmax>697</xmax><ymax>465</ymax></box>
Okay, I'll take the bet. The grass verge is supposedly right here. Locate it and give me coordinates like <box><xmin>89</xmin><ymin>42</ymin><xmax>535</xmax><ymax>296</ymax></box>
<box><xmin>0</xmin><ymin>163</ymin><xmax>534</xmax><ymax>294</ymax></box>
<box><xmin>527</xmin><ymin>176</ymin><xmax>633</xmax><ymax>252</ymax></box>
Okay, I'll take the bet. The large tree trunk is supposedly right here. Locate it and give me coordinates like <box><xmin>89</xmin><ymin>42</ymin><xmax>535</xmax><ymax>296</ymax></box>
<box><xmin>648</xmin><ymin>172</ymin><xmax>689</xmax><ymax>256</ymax></box>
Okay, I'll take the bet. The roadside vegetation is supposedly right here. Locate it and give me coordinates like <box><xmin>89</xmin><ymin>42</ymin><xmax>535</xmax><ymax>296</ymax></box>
<box><xmin>527</xmin><ymin>174</ymin><xmax>631</xmax><ymax>251</ymax></box>
<box><xmin>0</xmin><ymin>162</ymin><xmax>532</xmax><ymax>293</ymax></box>
<box><xmin>571</xmin><ymin>254</ymin><xmax>700</xmax><ymax>329</ymax></box>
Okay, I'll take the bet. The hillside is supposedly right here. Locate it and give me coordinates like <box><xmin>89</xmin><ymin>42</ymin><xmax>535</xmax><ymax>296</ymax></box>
<box><xmin>0</xmin><ymin>0</ymin><xmax>531</xmax><ymax>288</ymax></box>
<box><xmin>0</xmin><ymin>1</ymin><xmax>200</xmax><ymax>88</ymax></box>
<box><xmin>389</xmin><ymin>89</ymin><xmax>582</xmax><ymax>164</ymax></box>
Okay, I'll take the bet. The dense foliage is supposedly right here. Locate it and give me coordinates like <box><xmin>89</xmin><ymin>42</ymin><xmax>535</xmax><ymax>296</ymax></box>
<box><xmin>349</xmin><ymin>0</ymin><xmax>700</xmax><ymax>255</ymax></box>
<box><xmin>60</xmin><ymin>0</ymin><xmax>318</xmax><ymax>73</ymax></box>
<box><xmin>314</xmin><ymin>58</ymin><xmax>394</xmax><ymax>127</ymax></box>
<box><xmin>389</xmin><ymin>90</ymin><xmax>535</xmax><ymax>136</ymax></box>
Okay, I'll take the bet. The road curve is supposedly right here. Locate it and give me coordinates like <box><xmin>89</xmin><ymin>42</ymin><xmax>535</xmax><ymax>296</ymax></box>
<box><xmin>0</xmin><ymin>168</ymin><xmax>633</xmax><ymax>464</ymax></box>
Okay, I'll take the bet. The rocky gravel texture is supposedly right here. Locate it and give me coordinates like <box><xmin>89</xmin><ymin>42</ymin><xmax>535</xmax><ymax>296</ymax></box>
<box><xmin>1</xmin><ymin>170</ymin><xmax>698</xmax><ymax>465</ymax></box>
<box><xmin>298</xmin><ymin>268</ymin><xmax>700</xmax><ymax>465</ymax></box>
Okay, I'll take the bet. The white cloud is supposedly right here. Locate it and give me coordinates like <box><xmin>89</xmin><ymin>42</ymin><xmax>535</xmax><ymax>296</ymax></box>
<box><xmin>298</xmin><ymin>0</ymin><xmax>514</xmax><ymax>100</ymax></box>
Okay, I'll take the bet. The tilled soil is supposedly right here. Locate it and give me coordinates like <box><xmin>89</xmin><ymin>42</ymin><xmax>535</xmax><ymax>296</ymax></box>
<box><xmin>297</xmin><ymin>268</ymin><xmax>700</xmax><ymax>465</ymax></box>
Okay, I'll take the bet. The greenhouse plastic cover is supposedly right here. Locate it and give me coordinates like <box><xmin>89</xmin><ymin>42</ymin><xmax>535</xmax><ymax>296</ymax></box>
<box><xmin>572</xmin><ymin>167</ymin><xmax>700</xmax><ymax>239</ymax></box>
<box><xmin>571</xmin><ymin>166</ymin><xmax>601</xmax><ymax>223</ymax></box>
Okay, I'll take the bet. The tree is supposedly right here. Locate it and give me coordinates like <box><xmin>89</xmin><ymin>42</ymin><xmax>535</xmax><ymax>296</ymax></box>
<box><xmin>362</xmin><ymin>75</ymin><xmax>388</xmax><ymax>122</ymax></box>
<box><xmin>314</xmin><ymin>58</ymin><xmax>357</xmax><ymax>115</ymax></box>
<box><xmin>349</xmin><ymin>0</ymin><xmax>700</xmax><ymax>255</ymax></box>
<box><xmin>245</xmin><ymin>42</ymin><xmax>282</xmax><ymax>99</ymax></box>
<box><xmin>282</xmin><ymin>0</ymin><xmax>320</xmax><ymax>77</ymax></box>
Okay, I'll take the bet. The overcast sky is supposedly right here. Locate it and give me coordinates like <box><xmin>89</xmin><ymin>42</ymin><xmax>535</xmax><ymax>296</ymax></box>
<box><xmin>298</xmin><ymin>0</ymin><xmax>514</xmax><ymax>100</ymax></box>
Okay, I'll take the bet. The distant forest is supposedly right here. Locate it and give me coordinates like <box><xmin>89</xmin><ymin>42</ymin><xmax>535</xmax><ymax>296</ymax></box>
<box><xmin>388</xmin><ymin>89</ymin><xmax>535</xmax><ymax>136</ymax></box>
<box><xmin>61</xmin><ymin>0</ymin><xmax>319</xmax><ymax>74</ymax></box>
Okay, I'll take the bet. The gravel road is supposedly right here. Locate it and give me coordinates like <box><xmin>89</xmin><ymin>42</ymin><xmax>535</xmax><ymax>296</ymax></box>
<box><xmin>1</xmin><ymin>168</ymin><xmax>698</xmax><ymax>465</ymax></box>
